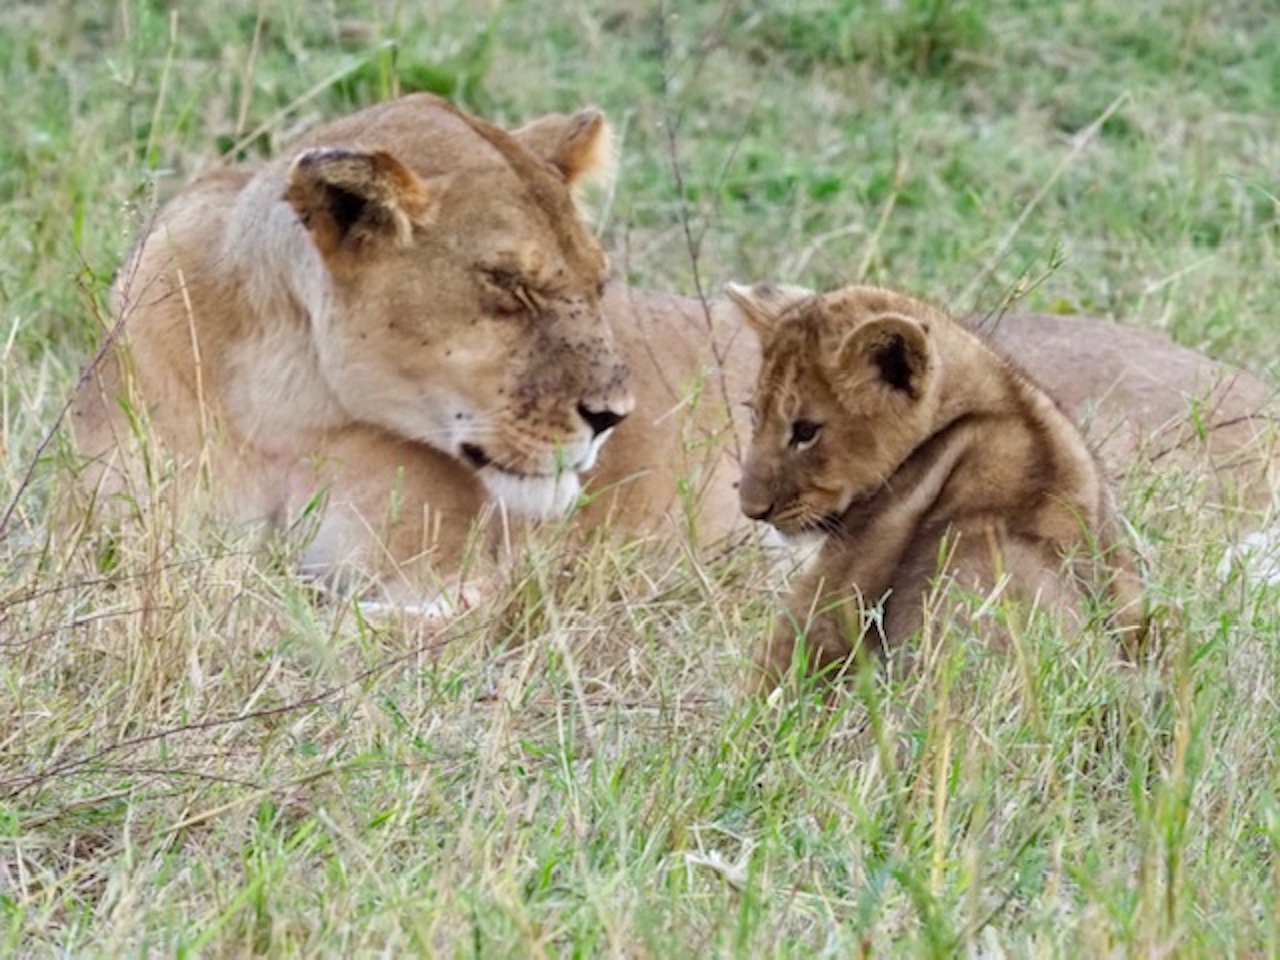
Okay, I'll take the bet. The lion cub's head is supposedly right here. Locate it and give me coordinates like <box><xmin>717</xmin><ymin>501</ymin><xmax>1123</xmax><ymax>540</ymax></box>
<box><xmin>281</xmin><ymin>96</ymin><xmax>630</xmax><ymax>517</ymax></box>
<box><xmin>726</xmin><ymin>282</ymin><xmax>945</xmax><ymax>538</ymax></box>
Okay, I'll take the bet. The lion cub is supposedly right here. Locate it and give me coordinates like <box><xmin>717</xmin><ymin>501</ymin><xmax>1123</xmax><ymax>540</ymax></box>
<box><xmin>726</xmin><ymin>282</ymin><xmax>1148</xmax><ymax>688</ymax></box>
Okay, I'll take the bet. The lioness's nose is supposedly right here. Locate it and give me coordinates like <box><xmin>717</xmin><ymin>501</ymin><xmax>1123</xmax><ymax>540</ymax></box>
<box><xmin>578</xmin><ymin>403</ymin><xmax>627</xmax><ymax>437</ymax></box>
<box><xmin>741</xmin><ymin>500</ymin><xmax>774</xmax><ymax>522</ymax></box>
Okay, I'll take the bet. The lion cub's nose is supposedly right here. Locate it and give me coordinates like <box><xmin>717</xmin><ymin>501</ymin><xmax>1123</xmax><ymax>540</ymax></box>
<box><xmin>739</xmin><ymin>474</ymin><xmax>775</xmax><ymax>522</ymax></box>
<box><xmin>577</xmin><ymin>403</ymin><xmax>627</xmax><ymax>437</ymax></box>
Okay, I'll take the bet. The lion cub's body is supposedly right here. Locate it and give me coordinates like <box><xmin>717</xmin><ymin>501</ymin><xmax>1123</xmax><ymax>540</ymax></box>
<box><xmin>729</xmin><ymin>283</ymin><xmax>1146</xmax><ymax>685</ymax></box>
<box><xmin>72</xmin><ymin>95</ymin><xmax>753</xmax><ymax>601</ymax></box>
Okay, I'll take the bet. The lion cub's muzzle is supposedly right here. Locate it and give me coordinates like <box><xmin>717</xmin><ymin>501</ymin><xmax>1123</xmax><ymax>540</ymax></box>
<box><xmin>739</xmin><ymin>470</ymin><xmax>842</xmax><ymax>539</ymax></box>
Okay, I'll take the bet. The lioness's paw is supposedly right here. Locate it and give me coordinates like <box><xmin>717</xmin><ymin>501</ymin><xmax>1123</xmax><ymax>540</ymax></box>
<box><xmin>355</xmin><ymin>583</ymin><xmax>488</xmax><ymax>627</ymax></box>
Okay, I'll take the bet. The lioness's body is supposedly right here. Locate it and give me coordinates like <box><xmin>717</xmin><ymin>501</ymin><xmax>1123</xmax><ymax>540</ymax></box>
<box><xmin>729</xmin><ymin>284</ymin><xmax>1148</xmax><ymax>685</ymax></box>
<box><xmin>979</xmin><ymin>313</ymin><xmax>1277</xmax><ymax>512</ymax></box>
<box><xmin>72</xmin><ymin>95</ymin><xmax>752</xmax><ymax>599</ymax></box>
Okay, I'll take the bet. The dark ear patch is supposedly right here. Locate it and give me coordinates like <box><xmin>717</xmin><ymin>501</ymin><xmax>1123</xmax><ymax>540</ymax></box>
<box><xmin>834</xmin><ymin>312</ymin><xmax>931</xmax><ymax>402</ymax></box>
<box><xmin>285</xmin><ymin>147</ymin><xmax>432</xmax><ymax>259</ymax></box>
<box><xmin>324</xmin><ymin>184</ymin><xmax>372</xmax><ymax>237</ymax></box>
<box><xmin>872</xmin><ymin>334</ymin><xmax>918</xmax><ymax>397</ymax></box>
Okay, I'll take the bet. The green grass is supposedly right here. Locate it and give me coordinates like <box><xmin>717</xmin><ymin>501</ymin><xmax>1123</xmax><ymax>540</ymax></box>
<box><xmin>2</xmin><ymin>0</ymin><xmax>1279</xmax><ymax>954</ymax></box>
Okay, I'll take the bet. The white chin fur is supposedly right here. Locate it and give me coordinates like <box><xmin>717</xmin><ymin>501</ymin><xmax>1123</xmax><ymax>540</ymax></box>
<box><xmin>771</xmin><ymin>526</ymin><xmax>828</xmax><ymax>551</ymax></box>
<box><xmin>766</xmin><ymin>526</ymin><xmax>827</xmax><ymax>575</ymax></box>
<box><xmin>480</xmin><ymin>468</ymin><xmax>583</xmax><ymax>518</ymax></box>
<box><xmin>577</xmin><ymin>427</ymin><xmax>615</xmax><ymax>473</ymax></box>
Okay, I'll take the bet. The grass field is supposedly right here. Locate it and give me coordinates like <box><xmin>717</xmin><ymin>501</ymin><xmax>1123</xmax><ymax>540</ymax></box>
<box><xmin>3</xmin><ymin>0</ymin><xmax>1279</xmax><ymax>954</ymax></box>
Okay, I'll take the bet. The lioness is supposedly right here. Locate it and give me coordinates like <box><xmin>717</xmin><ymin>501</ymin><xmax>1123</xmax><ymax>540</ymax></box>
<box><xmin>71</xmin><ymin>94</ymin><xmax>753</xmax><ymax>602</ymax></box>
<box><xmin>727</xmin><ymin>282</ymin><xmax>1151</xmax><ymax>687</ymax></box>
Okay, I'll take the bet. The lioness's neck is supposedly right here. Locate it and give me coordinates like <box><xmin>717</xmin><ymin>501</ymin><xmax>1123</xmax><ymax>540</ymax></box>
<box><xmin>217</xmin><ymin>169</ymin><xmax>352</xmax><ymax>452</ymax></box>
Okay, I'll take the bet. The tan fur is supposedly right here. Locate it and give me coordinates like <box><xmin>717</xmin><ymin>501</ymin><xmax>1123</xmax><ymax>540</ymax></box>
<box><xmin>728</xmin><ymin>283</ymin><xmax>1151</xmax><ymax>689</ymax></box>
<box><xmin>71</xmin><ymin>95</ymin><xmax>753</xmax><ymax>601</ymax></box>
<box><xmin>977</xmin><ymin>314</ymin><xmax>1278</xmax><ymax>516</ymax></box>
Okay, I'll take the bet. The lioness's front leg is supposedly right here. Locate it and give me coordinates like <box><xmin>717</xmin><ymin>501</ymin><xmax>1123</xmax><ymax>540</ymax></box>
<box><xmin>291</xmin><ymin>425</ymin><xmax>496</xmax><ymax>608</ymax></box>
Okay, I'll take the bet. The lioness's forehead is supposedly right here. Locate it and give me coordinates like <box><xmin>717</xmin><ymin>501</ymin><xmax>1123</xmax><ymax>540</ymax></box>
<box><xmin>437</xmin><ymin>170</ymin><xmax>606</xmax><ymax>276</ymax></box>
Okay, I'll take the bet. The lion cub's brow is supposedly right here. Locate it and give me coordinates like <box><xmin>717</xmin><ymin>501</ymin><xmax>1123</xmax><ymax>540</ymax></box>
<box><xmin>756</xmin><ymin>346</ymin><xmax>823</xmax><ymax>424</ymax></box>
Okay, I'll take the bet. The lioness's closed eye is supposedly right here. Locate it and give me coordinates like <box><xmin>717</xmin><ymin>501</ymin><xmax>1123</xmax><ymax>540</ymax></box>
<box><xmin>726</xmin><ymin>281</ymin><xmax>1149</xmax><ymax>690</ymax></box>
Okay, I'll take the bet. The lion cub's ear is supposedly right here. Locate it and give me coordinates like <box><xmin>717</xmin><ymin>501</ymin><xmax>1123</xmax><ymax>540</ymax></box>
<box><xmin>835</xmin><ymin>313</ymin><xmax>932</xmax><ymax>400</ymax></box>
<box><xmin>285</xmin><ymin>147</ymin><xmax>433</xmax><ymax>259</ymax></box>
<box><xmin>724</xmin><ymin>282</ymin><xmax>816</xmax><ymax>340</ymax></box>
<box><xmin>514</xmin><ymin>109</ymin><xmax>616</xmax><ymax>189</ymax></box>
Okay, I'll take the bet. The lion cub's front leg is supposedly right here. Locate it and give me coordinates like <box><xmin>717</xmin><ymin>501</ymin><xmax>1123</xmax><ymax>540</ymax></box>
<box><xmin>751</xmin><ymin>534</ymin><xmax>903</xmax><ymax>692</ymax></box>
<box><xmin>753</xmin><ymin>582</ymin><xmax>867</xmax><ymax>693</ymax></box>
<box><xmin>755</xmin><ymin>524</ymin><xmax>1057</xmax><ymax>693</ymax></box>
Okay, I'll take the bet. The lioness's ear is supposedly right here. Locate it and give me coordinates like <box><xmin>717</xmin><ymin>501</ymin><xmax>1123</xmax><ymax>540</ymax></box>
<box><xmin>724</xmin><ymin>282</ymin><xmax>816</xmax><ymax>340</ymax></box>
<box><xmin>514</xmin><ymin>108</ymin><xmax>616</xmax><ymax>188</ymax></box>
<box><xmin>285</xmin><ymin>147</ymin><xmax>433</xmax><ymax>258</ymax></box>
<box><xmin>836</xmin><ymin>313</ymin><xmax>932</xmax><ymax>399</ymax></box>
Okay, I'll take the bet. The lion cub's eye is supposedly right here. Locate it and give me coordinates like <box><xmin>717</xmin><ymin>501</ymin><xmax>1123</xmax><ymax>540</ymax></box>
<box><xmin>790</xmin><ymin>419</ymin><xmax>822</xmax><ymax>450</ymax></box>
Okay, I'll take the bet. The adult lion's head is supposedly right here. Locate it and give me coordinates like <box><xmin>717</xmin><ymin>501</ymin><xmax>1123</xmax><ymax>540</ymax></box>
<box><xmin>280</xmin><ymin>94</ymin><xmax>630</xmax><ymax>517</ymax></box>
<box><xmin>726</xmin><ymin>282</ymin><xmax>944</xmax><ymax>538</ymax></box>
